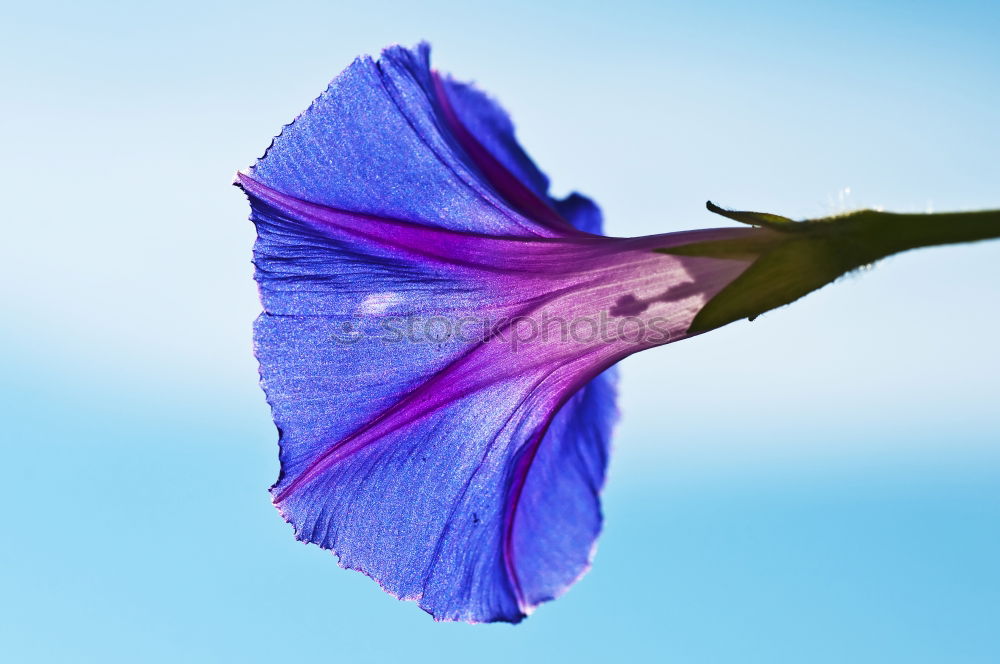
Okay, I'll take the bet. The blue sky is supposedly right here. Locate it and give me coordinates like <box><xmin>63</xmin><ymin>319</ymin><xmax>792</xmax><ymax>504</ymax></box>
<box><xmin>2</xmin><ymin>1</ymin><xmax>998</xmax><ymax>662</ymax></box>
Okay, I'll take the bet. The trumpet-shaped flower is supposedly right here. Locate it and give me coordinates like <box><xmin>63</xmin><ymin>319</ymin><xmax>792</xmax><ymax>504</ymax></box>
<box><xmin>238</xmin><ymin>44</ymin><xmax>1000</xmax><ymax>623</ymax></box>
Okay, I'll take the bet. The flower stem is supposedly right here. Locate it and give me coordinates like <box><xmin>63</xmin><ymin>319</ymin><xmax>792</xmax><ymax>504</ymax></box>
<box><xmin>659</xmin><ymin>204</ymin><xmax>1000</xmax><ymax>334</ymax></box>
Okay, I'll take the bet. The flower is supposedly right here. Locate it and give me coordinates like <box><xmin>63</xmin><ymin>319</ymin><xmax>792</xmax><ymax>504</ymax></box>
<box><xmin>237</xmin><ymin>44</ymin><xmax>1000</xmax><ymax>623</ymax></box>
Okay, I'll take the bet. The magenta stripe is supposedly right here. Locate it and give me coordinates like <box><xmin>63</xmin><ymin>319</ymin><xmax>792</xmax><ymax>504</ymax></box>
<box><xmin>431</xmin><ymin>72</ymin><xmax>578</xmax><ymax>234</ymax></box>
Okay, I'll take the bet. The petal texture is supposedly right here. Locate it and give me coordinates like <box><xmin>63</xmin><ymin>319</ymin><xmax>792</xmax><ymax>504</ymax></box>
<box><xmin>251</xmin><ymin>44</ymin><xmax>557</xmax><ymax>238</ymax></box>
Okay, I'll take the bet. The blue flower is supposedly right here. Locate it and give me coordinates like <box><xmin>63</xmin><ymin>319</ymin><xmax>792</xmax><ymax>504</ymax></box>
<box><xmin>237</xmin><ymin>43</ymin><xmax>1000</xmax><ymax>622</ymax></box>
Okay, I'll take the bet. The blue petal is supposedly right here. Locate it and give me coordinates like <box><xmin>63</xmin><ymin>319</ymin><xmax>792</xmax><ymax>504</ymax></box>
<box><xmin>556</xmin><ymin>193</ymin><xmax>605</xmax><ymax>235</ymax></box>
<box><xmin>243</xmin><ymin>44</ymin><xmax>619</xmax><ymax>622</ymax></box>
<box><xmin>437</xmin><ymin>68</ymin><xmax>605</xmax><ymax>235</ymax></box>
<box><xmin>508</xmin><ymin>367</ymin><xmax>618</xmax><ymax>609</ymax></box>
<box><xmin>250</xmin><ymin>44</ymin><xmax>554</xmax><ymax>237</ymax></box>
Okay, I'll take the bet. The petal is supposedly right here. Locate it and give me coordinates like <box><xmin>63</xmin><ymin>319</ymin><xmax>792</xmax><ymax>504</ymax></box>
<box><xmin>248</xmin><ymin>44</ymin><xmax>558</xmax><ymax>238</ymax></box>
<box><xmin>258</xmin><ymin>314</ymin><xmax>534</xmax><ymax>622</ymax></box>
<box><xmin>269</xmin><ymin>356</ymin><xmax>573</xmax><ymax>623</ymax></box>
<box><xmin>556</xmin><ymin>193</ymin><xmax>605</xmax><ymax>235</ymax></box>
<box><xmin>508</xmin><ymin>367</ymin><xmax>618</xmax><ymax>609</ymax></box>
<box><xmin>435</xmin><ymin>74</ymin><xmax>553</xmax><ymax>205</ymax></box>
<box><xmin>434</xmin><ymin>69</ymin><xmax>602</xmax><ymax>235</ymax></box>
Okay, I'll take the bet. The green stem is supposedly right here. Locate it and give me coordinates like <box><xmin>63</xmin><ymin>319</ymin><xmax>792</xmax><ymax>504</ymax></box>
<box><xmin>659</xmin><ymin>204</ymin><xmax>1000</xmax><ymax>335</ymax></box>
<box><xmin>838</xmin><ymin>209</ymin><xmax>1000</xmax><ymax>258</ymax></box>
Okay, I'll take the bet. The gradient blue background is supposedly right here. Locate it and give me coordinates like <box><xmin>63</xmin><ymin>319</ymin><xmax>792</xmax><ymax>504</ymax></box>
<box><xmin>2</xmin><ymin>1</ymin><xmax>998</xmax><ymax>662</ymax></box>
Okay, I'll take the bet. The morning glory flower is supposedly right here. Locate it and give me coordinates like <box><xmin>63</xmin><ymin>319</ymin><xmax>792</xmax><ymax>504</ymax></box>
<box><xmin>237</xmin><ymin>43</ymin><xmax>1000</xmax><ymax>623</ymax></box>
